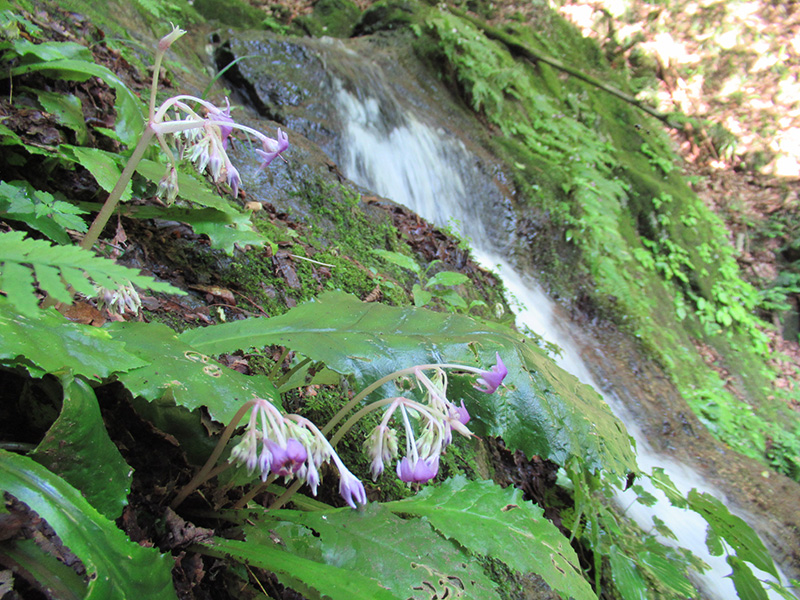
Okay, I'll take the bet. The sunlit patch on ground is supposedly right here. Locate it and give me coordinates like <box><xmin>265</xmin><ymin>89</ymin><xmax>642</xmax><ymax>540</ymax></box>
<box><xmin>555</xmin><ymin>0</ymin><xmax>800</xmax><ymax>177</ymax></box>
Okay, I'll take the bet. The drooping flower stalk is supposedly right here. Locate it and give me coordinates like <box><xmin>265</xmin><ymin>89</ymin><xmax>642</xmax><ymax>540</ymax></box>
<box><xmin>322</xmin><ymin>354</ymin><xmax>508</xmax><ymax>435</ymax></box>
<box><xmin>173</xmin><ymin>355</ymin><xmax>508</xmax><ymax>510</ymax></box>
<box><xmin>80</xmin><ymin>25</ymin><xmax>288</xmax><ymax>252</ymax></box>
<box><xmin>173</xmin><ymin>396</ymin><xmax>367</xmax><ymax>510</ymax></box>
<box><xmin>330</xmin><ymin>355</ymin><xmax>508</xmax><ymax>485</ymax></box>
<box><xmin>170</xmin><ymin>397</ymin><xmax>257</xmax><ymax>509</ymax></box>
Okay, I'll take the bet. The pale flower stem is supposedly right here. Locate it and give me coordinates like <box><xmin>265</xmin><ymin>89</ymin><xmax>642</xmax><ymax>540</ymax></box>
<box><xmin>79</xmin><ymin>127</ymin><xmax>155</xmax><ymax>251</ymax></box>
<box><xmin>233</xmin><ymin>473</ymin><xmax>278</xmax><ymax>510</ymax></box>
<box><xmin>155</xmin><ymin>132</ymin><xmax>178</xmax><ymax>167</ymax></box>
<box><xmin>322</xmin><ymin>363</ymin><xmax>482</xmax><ymax>434</ymax></box>
<box><xmin>268</xmin><ymin>478</ymin><xmax>305</xmax><ymax>510</ymax></box>
<box><xmin>149</xmin><ymin>45</ymin><xmax>166</xmax><ymax>120</ymax></box>
<box><xmin>399</xmin><ymin>404</ymin><xmax>418</xmax><ymax>460</ymax></box>
<box><xmin>170</xmin><ymin>399</ymin><xmax>257</xmax><ymax>509</ymax></box>
<box><xmin>328</xmin><ymin>396</ymin><xmax>402</xmax><ymax>447</ymax></box>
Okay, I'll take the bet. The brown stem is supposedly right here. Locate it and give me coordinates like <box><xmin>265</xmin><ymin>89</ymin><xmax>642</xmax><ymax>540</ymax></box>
<box><xmin>451</xmin><ymin>8</ymin><xmax>684</xmax><ymax>130</ymax></box>
<box><xmin>170</xmin><ymin>400</ymin><xmax>256</xmax><ymax>509</ymax></box>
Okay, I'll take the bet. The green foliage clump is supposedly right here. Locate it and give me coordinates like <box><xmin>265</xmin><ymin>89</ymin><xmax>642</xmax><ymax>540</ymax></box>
<box><xmin>293</xmin><ymin>0</ymin><xmax>361</xmax><ymax>38</ymax></box>
<box><xmin>421</xmin><ymin>8</ymin><xmax>800</xmax><ymax>479</ymax></box>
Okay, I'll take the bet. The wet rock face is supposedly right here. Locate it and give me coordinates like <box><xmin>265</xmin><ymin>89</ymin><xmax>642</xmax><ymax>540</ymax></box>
<box><xmin>217</xmin><ymin>30</ymin><xmax>516</xmax><ymax>249</ymax></box>
<box><xmin>216</xmin><ymin>37</ymin><xmax>340</xmax><ymax>137</ymax></box>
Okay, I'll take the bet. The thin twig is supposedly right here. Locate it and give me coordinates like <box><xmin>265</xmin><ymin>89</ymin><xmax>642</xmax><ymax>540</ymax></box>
<box><xmin>451</xmin><ymin>8</ymin><xmax>684</xmax><ymax>130</ymax></box>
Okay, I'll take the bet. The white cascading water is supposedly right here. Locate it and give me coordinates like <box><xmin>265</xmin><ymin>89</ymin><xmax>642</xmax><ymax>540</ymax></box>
<box><xmin>332</xmin><ymin>82</ymin><xmax>787</xmax><ymax>599</ymax></box>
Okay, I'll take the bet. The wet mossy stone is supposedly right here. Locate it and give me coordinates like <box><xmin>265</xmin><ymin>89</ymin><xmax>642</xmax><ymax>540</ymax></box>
<box><xmin>353</xmin><ymin>0</ymin><xmax>426</xmax><ymax>36</ymax></box>
<box><xmin>193</xmin><ymin>0</ymin><xmax>266</xmax><ymax>28</ymax></box>
<box><xmin>294</xmin><ymin>0</ymin><xmax>361</xmax><ymax>38</ymax></box>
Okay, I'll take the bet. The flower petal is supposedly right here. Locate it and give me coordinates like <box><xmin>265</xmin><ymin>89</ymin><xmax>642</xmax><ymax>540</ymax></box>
<box><xmin>338</xmin><ymin>471</ymin><xmax>367</xmax><ymax>508</ymax></box>
<box><xmin>473</xmin><ymin>352</ymin><xmax>508</xmax><ymax>394</ymax></box>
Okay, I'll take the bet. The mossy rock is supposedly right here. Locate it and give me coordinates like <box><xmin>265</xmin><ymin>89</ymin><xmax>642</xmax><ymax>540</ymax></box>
<box><xmin>293</xmin><ymin>0</ymin><xmax>361</xmax><ymax>38</ymax></box>
<box><xmin>193</xmin><ymin>0</ymin><xmax>267</xmax><ymax>28</ymax></box>
<box><xmin>353</xmin><ymin>0</ymin><xmax>426</xmax><ymax>36</ymax></box>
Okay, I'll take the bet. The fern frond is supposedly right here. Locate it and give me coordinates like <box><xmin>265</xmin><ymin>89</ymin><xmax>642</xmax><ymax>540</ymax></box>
<box><xmin>0</xmin><ymin>231</ymin><xmax>183</xmax><ymax>315</ymax></box>
<box><xmin>0</xmin><ymin>180</ymin><xmax>88</xmax><ymax>245</ymax></box>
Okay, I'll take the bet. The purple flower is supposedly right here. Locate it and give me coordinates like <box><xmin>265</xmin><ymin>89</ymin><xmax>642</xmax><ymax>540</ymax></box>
<box><xmin>396</xmin><ymin>456</ymin><xmax>440</xmax><ymax>483</ymax></box>
<box><xmin>455</xmin><ymin>400</ymin><xmax>470</xmax><ymax>425</ymax></box>
<box><xmin>255</xmin><ymin>129</ymin><xmax>289</xmax><ymax>168</ymax></box>
<box><xmin>226</xmin><ymin>163</ymin><xmax>241</xmax><ymax>197</ymax></box>
<box><xmin>303</xmin><ymin>461</ymin><xmax>320</xmax><ymax>495</ymax></box>
<box><xmin>338</xmin><ymin>471</ymin><xmax>367</xmax><ymax>508</ymax></box>
<box><xmin>268</xmin><ymin>438</ymin><xmax>308</xmax><ymax>477</ymax></box>
<box><xmin>213</xmin><ymin>101</ymin><xmax>235</xmax><ymax>149</ymax></box>
<box><xmin>473</xmin><ymin>353</ymin><xmax>507</xmax><ymax>394</ymax></box>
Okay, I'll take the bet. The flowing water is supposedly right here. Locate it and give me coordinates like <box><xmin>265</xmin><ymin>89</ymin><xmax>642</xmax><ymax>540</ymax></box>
<box><xmin>330</xmin><ymin>78</ymin><xmax>787</xmax><ymax>600</ymax></box>
<box><xmin>222</xmin><ymin>30</ymin><xmax>794</xmax><ymax>597</ymax></box>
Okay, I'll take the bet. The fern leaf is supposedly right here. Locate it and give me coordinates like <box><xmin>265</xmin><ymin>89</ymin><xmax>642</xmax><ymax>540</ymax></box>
<box><xmin>0</xmin><ymin>180</ymin><xmax>88</xmax><ymax>245</ymax></box>
<box><xmin>0</xmin><ymin>231</ymin><xmax>183</xmax><ymax>315</ymax></box>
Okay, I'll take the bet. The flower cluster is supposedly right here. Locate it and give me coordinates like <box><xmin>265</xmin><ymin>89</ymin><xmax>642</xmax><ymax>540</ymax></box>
<box><xmin>150</xmin><ymin>27</ymin><xmax>288</xmax><ymax>203</ymax></box>
<box><xmin>95</xmin><ymin>282</ymin><xmax>142</xmax><ymax>315</ymax></box>
<box><xmin>175</xmin><ymin>355</ymin><xmax>508</xmax><ymax>511</ymax></box>
<box><xmin>364</xmin><ymin>354</ymin><xmax>507</xmax><ymax>485</ymax></box>
<box><xmin>228</xmin><ymin>398</ymin><xmax>366</xmax><ymax>508</ymax></box>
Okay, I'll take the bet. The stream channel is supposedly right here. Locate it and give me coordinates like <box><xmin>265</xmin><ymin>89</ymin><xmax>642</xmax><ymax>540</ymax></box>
<box><xmin>219</xmin><ymin>31</ymin><xmax>799</xmax><ymax>599</ymax></box>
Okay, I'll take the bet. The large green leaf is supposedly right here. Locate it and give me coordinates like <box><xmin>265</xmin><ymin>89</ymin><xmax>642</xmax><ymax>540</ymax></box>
<box><xmin>35</xmin><ymin>91</ymin><xmax>89</xmax><ymax>145</ymax></box>
<box><xmin>10</xmin><ymin>58</ymin><xmax>144</xmax><ymax>147</ymax></box>
<box><xmin>686</xmin><ymin>490</ymin><xmax>778</xmax><ymax>580</ymax></box>
<box><xmin>179</xmin><ymin>291</ymin><xmax>635</xmax><ymax>474</ymax></box>
<box><xmin>383</xmin><ymin>476</ymin><xmax>595</xmax><ymax>600</ymax></box>
<box><xmin>59</xmin><ymin>146</ymin><xmax>133</xmax><ymax>201</ymax></box>
<box><xmin>120</xmin><ymin>205</ymin><xmax>265</xmax><ymax>255</ymax></box>
<box><xmin>0</xmin><ymin>298</ymin><xmax>145</xmax><ymax>379</ymax></box>
<box><xmin>31</xmin><ymin>375</ymin><xmax>131</xmax><ymax>519</ymax></box>
<box><xmin>107</xmin><ymin>321</ymin><xmax>280</xmax><ymax>423</ymax></box>
<box><xmin>726</xmin><ymin>555</ymin><xmax>769</xmax><ymax>600</ymax></box>
<box><xmin>198</xmin><ymin>536</ymin><xmax>400</xmax><ymax>600</ymax></box>
<box><xmin>0</xmin><ymin>539</ymin><xmax>86</xmax><ymax>600</ymax></box>
<box><xmin>608</xmin><ymin>545</ymin><xmax>647</xmax><ymax>600</ymax></box>
<box><xmin>246</xmin><ymin>503</ymin><xmax>502</xmax><ymax>600</ymax></box>
<box><xmin>0</xmin><ymin>450</ymin><xmax>177</xmax><ymax>600</ymax></box>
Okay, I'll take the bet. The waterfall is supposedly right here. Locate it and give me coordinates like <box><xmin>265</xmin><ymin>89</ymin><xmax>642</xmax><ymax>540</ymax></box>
<box><xmin>331</xmin><ymin>81</ymin><xmax>786</xmax><ymax>600</ymax></box>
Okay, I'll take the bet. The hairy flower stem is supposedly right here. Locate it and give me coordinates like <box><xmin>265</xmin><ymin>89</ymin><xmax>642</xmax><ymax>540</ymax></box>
<box><xmin>322</xmin><ymin>363</ymin><xmax>486</xmax><ymax>435</ymax></box>
<box><xmin>170</xmin><ymin>399</ymin><xmax>257</xmax><ymax>509</ymax></box>
<box><xmin>80</xmin><ymin>32</ymin><xmax>174</xmax><ymax>252</ymax></box>
<box><xmin>79</xmin><ymin>130</ymin><xmax>154</xmax><ymax>251</ymax></box>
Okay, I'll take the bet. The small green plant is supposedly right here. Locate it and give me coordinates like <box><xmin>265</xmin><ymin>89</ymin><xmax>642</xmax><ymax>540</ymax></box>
<box><xmin>371</xmin><ymin>248</ymin><xmax>482</xmax><ymax>311</ymax></box>
<box><xmin>640</xmin><ymin>141</ymin><xmax>675</xmax><ymax>175</ymax></box>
